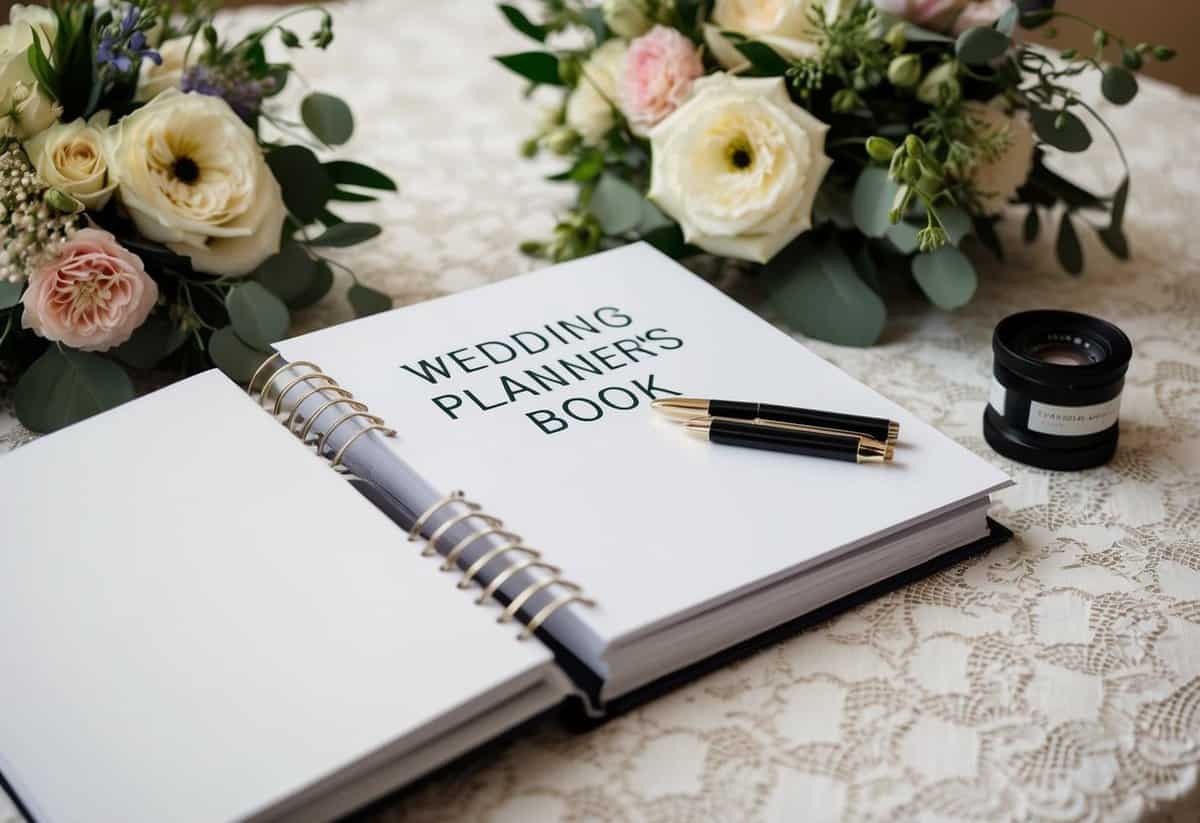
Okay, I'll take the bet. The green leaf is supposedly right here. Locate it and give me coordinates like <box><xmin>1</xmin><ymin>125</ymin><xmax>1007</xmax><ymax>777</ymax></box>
<box><xmin>301</xmin><ymin>92</ymin><xmax>355</xmax><ymax>146</ymax></box>
<box><xmin>1101</xmin><ymin>65</ymin><xmax>1138</xmax><ymax>105</ymax></box>
<box><xmin>590</xmin><ymin>175</ymin><xmax>645</xmax><ymax>235</ymax></box>
<box><xmin>0</xmin><ymin>279</ymin><xmax>21</xmax><ymax>309</ymax></box>
<box><xmin>1030</xmin><ymin>107</ymin><xmax>1092</xmax><ymax>153</ymax></box>
<box><xmin>1056</xmin><ymin>212</ymin><xmax>1084</xmax><ymax>275</ymax></box>
<box><xmin>547</xmin><ymin>150</ymin><xmax>605</xmax><ymax>182</ymax></box>
<box><xmin>955</xmin><ymin>25</ymin><xmax>1011</xmax><ymax>65</ymax></box>
<box><xmin>852</xmin><ymin>167</ymin><xmax>900</xmax><ymax>238</ymax></box>
<box><xmin>996</xmin><ymin>4</ymin><xmax>1019</xmax><ymax>35</ymax></box>
<box><xmin>253</xmin><ymin>242</ymin><xmax>319</xmax><ymax>305</ymax></box>
<box><xmin>902</xmin><ymin>23</ymin><xmax>954</xmax><ymax>43</ymax></box>
<box><xmin>637</xmin><ymin>198</ymin><xmax>673</xmax><ymax>234</ymax></box>
<box><xmin>226</xmin><ymin>282</ymin><xmax>290</xmax><ymax>349</ymax></box>
<box><xmin>911</xmin><ymin>247</ymin><xmax>978</xmax><ymax>310</ymax></box>
<box><xmin>972</xmin><ymin>216</ymin><xmax>1005</xmax><ymax>260</ymax></box>
<box><xmin>26</xmin><ymin>37</ymin><xmax>59</xmax><ymax>101</ymax></box>
<box><xmin>347</xmin><ymin>284</ymin><xmax>392</xmax><ymax>317</ymax></box>
<box><xmin>732</xmin><ymin>40</ymin><xmax>791</xmax><ymax>75</ymax></box>
<box><xmin>1023</xmin><ymin>207</ymin><xmax>1040</xmax><ymax>243</ymax></box>
<box><xmin>498</xmin><ymin>4</ymin><xmax>547</xmax><ymax>41</ymax></box>
<box><xmin>208</xmin><ymin>326</ymin><xmax>271</xmax><ymax>383</ymax></box>
<box><xmin>14</xmin><ymin>347</ymin><xmax>134</xmax><ymax>433</ymax></box>
<box><xmin>1110</xmin><ymin>176</ymin><xmax>1129</xmax><ymax>229</ymax></box>
<box><xmin>304</xmin><ymin>222</ymin><xmax>382</xmax><ymax>247</ymax></box>
<box><xmin>328</xmin><ymin>187</ymin><xmax>377</xmax><ymax>203</ymax></box>
<box><xmin>494</xmin><ymin>51</ymin><xmax>562</xmax><ymax>86</ymax></box>
<box><xmin>886</xmin><ymin>220</ymin><xmax>921</xmax><ymax>254</ymax></box>
<box><xmin>941</xmin><ymin>207</ymin><xmax>972</xmax><ymax>245</ymax></box>
<box><xmin>763</xmin><ymin>238</ymin><xmax>887</xmax><ymax>347</ymax></box>
<box><xmin>289</xmin><ymin>260</ymin><xmax>335</xmax><ymax>310</ymax></box>
<box><xmin>325</xmin><ymin>161</ymin><xmax>397</xmax><ymax>191</ymax></box>
<box><xmin>111</xmin><ymin>313</ymin><xmax>189</xmax><ymax>369</ymax></box>
<box><xmin>580</xmin><ymin>7</ymin><xmax>608</xmax><ymax>44</ymax></box>
<box><xmin>641</xmin><ymin>224</ymin><xmax>686</xmax><ymax>258</ymax></box>
<box><xmin>267</xmin><ymin>145</ymin><xmax>332</xmax><ymax>223</ymax></box>
<box><xmin>1097</xmin><ymin>225</ymin><xmax>1129</xmax><ymax>260</ymax></box>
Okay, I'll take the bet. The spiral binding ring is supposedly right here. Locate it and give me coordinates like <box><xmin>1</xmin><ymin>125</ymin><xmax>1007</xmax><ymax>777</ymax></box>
<box><xmin>249</xmin><ymin>355</ymin><xmax>596</xmax><ymax>641</ymax></box>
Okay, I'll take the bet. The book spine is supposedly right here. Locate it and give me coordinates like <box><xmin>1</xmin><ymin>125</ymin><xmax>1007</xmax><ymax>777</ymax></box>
<box><xmin>246</xmin><ymin>353</ymin><xmax>596</xmax><ymax>641</ymax></box>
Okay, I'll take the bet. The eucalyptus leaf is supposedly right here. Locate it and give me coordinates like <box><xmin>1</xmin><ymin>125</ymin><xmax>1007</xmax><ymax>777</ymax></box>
<box><xmin>1056</xmin><ymin>212</ymin><xmax>1084</xmax><ymax>275</ymax></box>
<box><xmin>325</xmin><ymin>161</ymin><xmax>397</xmax><ymax>191</ymax></box>
<box><xmin>996</xmin><ymin>4</ymin><xmax>1019</xmax><ymax>35</ymax></box>
<box><xmin>112</xmin><ymin>313</ymin><xmax>189</xmax><ymax>369</ymax></box>
<box><xmin>590</xmin><ymin>175</ymin><xmax>644</xmax><ymax>235</ymax></box>
<box><xmin>940</xmin><ymin>207</ymin><xmax>972</xmax><ymax>245</ymax></box>
<box><xmin>733</xmin><ymin>40</ymin><xmax>791</xmax><ymax>75</ymax></box>
<box><xmin>852</xmin><ymin>167</ymin><xmax>900</xmax><ymax>238</ymax></box>
<box><xmin>0</xmin><ymin>279</ymin><xmax>21</xmax><ymax>309</ymax></box>
<box><xmin>903</xmin><ymin>23</ymin><xmax>954</xmax><ymax>43</ymax></box>
<box><xmin>580</xmin><ymin>7</ymin><xmax>608</xmax><ymax>44</ymax></box>
<box><xmin>14</xmin><ymin>347</ymin><xmax>134</xmax><ymax>433</ymax></box>
<box><xmin>498</xmin><ymin>4</ymin><xmax>547</xmax><ymax>41</ymax></box>
<box><xmin>637</xmin><ymin>198</ymin><xmax>673</xmax><ymax>233</ymax></box>
<box><xmin>305</xmin><ymin>222</ymin><xmax>382</xmax><ymax>248</ymax></box>
<box><xmin>956</xmin><ymin>26</ymin><xmax>1010</xmax><ymax>65</ymax></box>
<box><xmin>1110</xmin><ymin>176</ymin><xmax>1129</xmax><ymax>230</ymax></box>
<box><xmin>972</xmin><ymin>216</ymin><xmax>1005</xmax><ymax>260</ymax></box>
<box><xmin>1098</xmin><ymin>225</ymin><xmax>1129</xmax><ymax>260</ymax></box>
<box><xmin>254</xmin><ymin>242</ymin><xmax>319</xmax><ymax>304</ymax></box>
<box><xmin>328</xmin><ymin>188</ymin><xmax>377</xmax><ymax>203</ymax></box>
<box><xmin>548</xmin><ymin>150</ymin><xmax>604</xmax><ymax>182</ymax></box>
<box><xmin>851</xmin><ymin>244</ymin><xmax>883</xmax><ymax>295</ymax></box>
<box><xmin>289</xmin><ymin>260</ymin><xmax>335</xmax><ymax>310</ymax></box>
<box><xmin>495</xmin><ymin>51</ymin><xmax>562</xmax><ymax>86</ymax></box>
<box><xmin>267</xmin><ymin>145</ymin><xmax>332</xmax><ymax>223</ymax></box>
<box><xmin>911</xmin><ymin>246</ymin><xmax>978</xmax><ymax>310</ymax></box>
<box><xmin>763</xmin><ymin>238</ymin><xmax>887</xmax><ymax>347</ymax></box>
<box><xmin>208</xmin><ymin>326</ymin><xmax>271</xmax><ymax>383</ymax></box>
<box><xmin>886</xmin><ymin>220</ymin><xmax>921</xmax><ymax>254</ymax></box>
<box><xmin>348</xmin><ymin>284</ymin><xmax>392</xmax><ymax>317</ymax></box>
<box><xmin>1023</xmin><ymin>207</ymin><xmax>1040</xmax><ymax>243</ymax></box>
<box><xmin>226</xmin><ymin>282</ymin><xmax>290</xmax><ymax>349</ymax></box>
<box><xmin>1100</xmin><ymin>65</ymin><xmax>1138</xmax><ymax>105</ymax></box>
<box><xmin>301</xmin><ymin>92</ymin><xmax>355</xmax><ymax>145</ymax></box>
<box><xmin>1030</xmin><ymin>107</ymin><xmax>1092</xmax><ymax>153</ymax></box>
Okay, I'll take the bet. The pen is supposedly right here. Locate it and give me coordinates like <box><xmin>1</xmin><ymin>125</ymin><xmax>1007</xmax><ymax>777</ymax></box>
<box><xmin>685</xmin><ymin>416</ymin><xmax>894</xmax><ymax>464</ymax></box>
<box><xmin>653</xmin><ymin>397</ymin><xmax>900</xmax><ymax>445</ymax></box>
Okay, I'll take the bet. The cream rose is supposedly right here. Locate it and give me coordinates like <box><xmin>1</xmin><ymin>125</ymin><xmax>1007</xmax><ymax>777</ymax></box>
<box><xmin>24</xmin><ymin>113</ymin><xmax>118</xmax><ymax>210</ymax></box>
<box><xmin>704</xmin><ymin>0</ymin><xmax>850</xmax><ymax>71</ymax></box>
<box><xmin>565</xmin><ymin>39</ymin><xmax>628</xmax><ymax>146</ymax></box>
<box><xmin>0</xmin><ymin>4</ymin><xmax>61</xmax><ymax>138</ymax></box>
<box><xmin>136</xmin><ymin>37</ymin><xmax>196</xmax><ymax>102</ymax></box>
<box><xmin>648</xmin><ymin>74</ymin><xmax>832</xmax><ymax>263</ymax></box>
<box><xmin>105</xmin><ymin>90</ymin><xmax>286</xmax><ymax>277</ymax></box>
<box><xmin>961</xmin><ymin>99</ymin><xmax>1035</xmax><ymax>214</ymax></box>
<box><xmin>21</xmin><ymin>228</ymin><xmax>157</xmax><ymax>352</ymax></box>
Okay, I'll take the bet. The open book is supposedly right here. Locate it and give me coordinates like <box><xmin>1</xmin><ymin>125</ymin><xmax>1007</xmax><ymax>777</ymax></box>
<box><xmin>0</xmin><ymin>244</ymin><xmax>1011</xmax><ymax>822</ymax></box>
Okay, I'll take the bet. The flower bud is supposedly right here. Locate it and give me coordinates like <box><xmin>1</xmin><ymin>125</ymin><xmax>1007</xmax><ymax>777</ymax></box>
<box><xmin>889</xmin><ymin>184</ymin><xmax>910</xmax><ymax>223</ymax></box>
<box><xmin>603</xmin><ymin>0</ymin><xmax>670</xmax><ymax>39</ymax></box>
<box><xmin>884</xmin><ymin>22</ymin><xmax>906</xmax><ymax>51</ymax></box>
<box><xmin>917</xmin><ymin>226</ymin><xmax>948</xmax><ymax>252</ymax></box>
<box><xmin>520</xmin><ymin>138</ymin><xmax>540</xmax><ymax>158</ymax></box>
<box><xmin>1152</xmin><ymin>46</ymin><xmax>1176</xmax><ymax>61</ymax></box>
<box><xmin>45</xmin><ymin>188</ymin><xmax>84</xmax><ymax>214</ymax></box>
<box><xmin>831</xmin><ymin>88</ymin><xmax>862</xmax><ymax>113</ymax></box>
<box><xmin>542</xmin><ymin>127</ymin><xmax>579</xmax><ymax>155</ymax></box>
<box><xmin>916</xmin><ymin>170</ymin><xmax>941</xmax><ymax>198</ymax></box>
<box><xmin>865</xmin><ymin>136</ymin><xmax>897</xmax><ymax>164</ymax></box>
<box><xmin>903</xmin><ymin>158</ymin><xmax>921</xmax><ymax>185</ymax></box>
<box><xmin>887</xmin><ymin>54</ymin><xmax>922</xmax><ymax>88</ymax></box>
<box><xmin>917</xmin><ymin>61</ymin><xmax>961</xmax><ymax>106</ymax></box>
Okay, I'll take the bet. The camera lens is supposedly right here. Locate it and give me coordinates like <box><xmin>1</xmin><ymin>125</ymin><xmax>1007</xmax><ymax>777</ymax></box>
<box><xmin>983</xmin><ymin>310</ymin><xmax>1132</xmax><ymax>470</ymax></box>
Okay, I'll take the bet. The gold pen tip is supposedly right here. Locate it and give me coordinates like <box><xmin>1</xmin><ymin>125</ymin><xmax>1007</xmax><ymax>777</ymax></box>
<box><xmin>887</xmin><ymin>421</ymin><xmax>900</xmax><ymax>444</ymax></box>
<box><xmin>651</xmin><ymin>397</ymin><xmax>710</xmax><ymax>421</ymax></box>
<box><xmin>885</xmin><ymin>444</ymin><xmax>894</xmax><ymax>461</ymax></box>
<box><xmin>682</xmin><ymin>417</ymin><xmax>711</xmax><ymax>439</ymax></box>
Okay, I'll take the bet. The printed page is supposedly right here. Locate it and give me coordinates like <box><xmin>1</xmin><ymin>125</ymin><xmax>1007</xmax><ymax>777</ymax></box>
<box><xmin>0</xmin><ymin>371</ymin><xmax>557</xmax><ymax>823</ymax></box>
<box><xmin>277</xmin><ymin>244</ymin><xmax>1010</xmax><ymax>648</ymax></box>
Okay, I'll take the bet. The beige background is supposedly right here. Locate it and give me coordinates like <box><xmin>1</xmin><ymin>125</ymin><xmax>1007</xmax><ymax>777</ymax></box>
<box><xmin>1</xmin><ymin>0</ymin><xmax>1196</xmax><ymax>92</ymax></box>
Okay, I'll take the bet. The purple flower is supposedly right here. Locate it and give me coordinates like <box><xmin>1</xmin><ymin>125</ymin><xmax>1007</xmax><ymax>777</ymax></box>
<box><xmin>181</xmin><ymin>64</ymin><xmax>274</xmax><ymax>121</ymax></box>
<box><xmin>95</xmin><ymin>3</ymin><xmax>161</xmax><ymax>72</ymax></box>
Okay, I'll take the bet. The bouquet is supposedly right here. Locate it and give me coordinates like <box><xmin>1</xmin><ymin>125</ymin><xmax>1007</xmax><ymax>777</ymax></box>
<box><xmin>0</xmin><ymin>1</ymin><xmax>394</xmax><ymax>433</ymax></box>
<box><xmin>495</xmin><ymin>0</ymin><xmax>1174</xmax><ymax>346</ymax></box>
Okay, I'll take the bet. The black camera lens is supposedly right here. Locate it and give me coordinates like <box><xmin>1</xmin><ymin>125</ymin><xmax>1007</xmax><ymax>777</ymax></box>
<box><xmin>983</xmin><ymin>310</ymin><xmax>1132</xmax><ymax>470</ymax></box>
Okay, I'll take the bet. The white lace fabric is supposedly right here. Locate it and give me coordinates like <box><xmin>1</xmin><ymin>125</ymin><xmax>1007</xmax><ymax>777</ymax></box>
<box><xmin>2</xmin><ymin>2</ymin><xmax>1198</xmax><ymax>821</ymax></box>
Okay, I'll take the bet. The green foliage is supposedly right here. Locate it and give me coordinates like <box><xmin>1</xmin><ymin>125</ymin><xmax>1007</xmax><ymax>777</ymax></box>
<box><xmin>226</xmin><ymin>282</ymin><xmax>290</xmax><ymax>349</ymax></box>
<box><xmin>267</xmin><ymin>145</ymin><xmax>332</xmax><ymax>223</ymax></box>
<box><xmin>852</xmin><ymin>167</ymin><xmax>901</xmax><ymax>239</ymax></box>
<box><xmin>112</xmin><ymin>312</ymin><xmax>189</xmax><ymax>369</ymax></box>
<box><xmin>1056</xmin><ymin>212</ymin><xmax>1084</xmax><ymax>275</ymax></box>
<box><xmin>1100</xmin><ymin>65</ymin><xmax>1137</xmax><ymax>105</ymax></box>
<box><xmin>912</xmin><ymin>247</ymin><xmax>977</xmax><ymax>309</ymax></box>
<box><xmin>499</xmin><ymin>5</ymin><xmax>548</xmax><ymax>42</ymax></box>
<box><xmin>589</xmin><ymin>175</ymin><xmax>645</xmax><ymax>236</ymax></box>
<box><xmin>254</xmin><ymin>242</ymin><xmax>321</xmax><ymax>305</ymax></box>
<box><xmin>955</xmin><ymin>26</ymin><xmax>1011</xmax><ymax>65</ymax></box>
<box><xmin>495</xmin><ymin>51</ymin><xmax>563</xmax><ymax>86</ymax></box>
<box><xmin>1030</xmin><ymin>107</ymin><xmax>1092</xmax><ymax>153</ymax></box>
<box><xmin>301</xmin><ymin>92</ymin><xmax>355</xmax><ymax>145</ymax></box>
<box><xmin>347</xmin><ymin>284</ymin><xmax>392</xmax><ymax>317</ymax></box>
<box><xmin>305</xmin><ymin>222</ymin><xmax>382</xmax><ymax>247</ymax></box>
<box><xmin>0</xmin><ymin>280</ymin><xmax>20</xmax><ymax>310</ymax></box>
<box><xmin>14</xmin><ymin>347</ymin><xmax>134</xmax><ymax>433</ymax></box>
<box><xmin>208</xmin><ymin>326</ymin><xmax>272</xmax><ymax>383</ymax></box>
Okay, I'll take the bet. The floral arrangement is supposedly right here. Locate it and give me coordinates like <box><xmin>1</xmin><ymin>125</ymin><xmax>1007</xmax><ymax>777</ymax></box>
<box><xmin>0</xmin><ymin>2</ymin><xmax>394</xmax><ymax>432</ymax></box>
<box><xmin>496</xmin><ymin>0</ymin><xmax>1174</xmax><ymax>346</ymax></box>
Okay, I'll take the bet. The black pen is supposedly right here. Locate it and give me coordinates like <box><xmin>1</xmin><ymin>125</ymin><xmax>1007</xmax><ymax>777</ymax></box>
<box><xmin>653</xmin><ymin>397</ymin><xmax>899</xmax><ymax>445</ymax></box>
<box><xmin>684</xmin><ymin>416</ymin><xmax>893</xmax><ymax>464</ymax></box>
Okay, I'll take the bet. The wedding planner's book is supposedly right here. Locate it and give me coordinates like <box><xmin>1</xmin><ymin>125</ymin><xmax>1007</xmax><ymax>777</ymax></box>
<box><xmin>0</xmin><ymin>243</ymin><xmax>1011</xmax><ymax>823</ymax></box>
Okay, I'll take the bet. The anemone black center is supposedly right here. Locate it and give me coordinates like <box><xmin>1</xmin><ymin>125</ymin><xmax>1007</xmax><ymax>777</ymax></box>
<box><xmin>173</xmin><ymin>156</ymin><xmax>200</xmax><ymax>184</ymax></box>
<box><xmin>730</xmin><ymin>147</ymin><xmax>752</xmax><ymax>170</ymax></box>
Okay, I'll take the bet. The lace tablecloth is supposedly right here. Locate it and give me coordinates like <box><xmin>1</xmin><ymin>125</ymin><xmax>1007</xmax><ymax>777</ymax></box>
<box><xmin>3</xmin><ymin>2</ymin><xmax>1199</xmax><ymax>821</ymax></box>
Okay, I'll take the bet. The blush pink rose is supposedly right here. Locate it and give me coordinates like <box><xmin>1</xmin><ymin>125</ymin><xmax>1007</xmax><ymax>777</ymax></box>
<box><xmin>951</xmin><ymin>0</ymin><xmax>1014</xmax><ymax>34</ymax></box>
<box><xmin>620</xmin><ymin>25</ymin><xmax>705</xmax><ymax>137</ymax></box>
<box><xmin>874</xmin><ymin>0</ymin><xmax>1014</xmax><ymax>34</ymax></box>
<box><xmin>22</xmin><ymin>228</ymin><xmax>157</xmax><ymax>352</ymax></box>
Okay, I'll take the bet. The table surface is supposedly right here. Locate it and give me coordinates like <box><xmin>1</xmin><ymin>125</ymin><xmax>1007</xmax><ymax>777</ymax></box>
<box><xmin>3</xmin><ymin>2</ymin><xmax>1199</xmax><ymax>821</ymax></box>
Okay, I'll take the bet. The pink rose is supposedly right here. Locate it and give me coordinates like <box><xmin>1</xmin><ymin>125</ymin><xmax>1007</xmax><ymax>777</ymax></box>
<box><xmin>620</xmin><ymin>25</ymin><xmax>705</xmax><ymax>137</ymax></box>
<box><xmin>873</xmin><ymin>0</ymin><xmax>1014</xmax><ymax>34</ymax></box>
<box><xmin>951</xmin><ymin>0</ymin><xmax>1013</xmax><ymax>34</ymax></box>
<box><xmin>22</xmin><ymin>228</ymin><xmax>158</xmax><ymax>352</ymax></box>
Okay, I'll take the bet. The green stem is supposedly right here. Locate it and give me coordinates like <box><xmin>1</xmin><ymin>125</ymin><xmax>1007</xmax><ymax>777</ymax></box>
<box><xmin>244</xmin><ymin>5</ymin><xmax>328</xmax><ymax>49</ymax></box>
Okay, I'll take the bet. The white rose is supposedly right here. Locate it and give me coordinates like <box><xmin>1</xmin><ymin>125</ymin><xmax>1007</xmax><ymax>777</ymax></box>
<box><xmin>136</xmin><ymin>37</ymin><xmax>197</xmax><ymax>102</ymax></box>
<box><xmin>0</xmin><ymin>4</ymin><xmax>61</xmax><ymax>138</ymax></box>
<box><xmin>24</xmin><ymin>112</ymin><xmax>118</xmax><ymax>210</ymax></box>
<box><xmin>704</xmin><ymin>0</ymin><xmax>849</xmax><ymax>71</ymax></box>
<box><xmin>648</xmin><ymin>74</ymin><xmax>832</xmax><ymax>263</ymax></box>
<box><xmin>565</xmin><ymin>39</ymin><xmax>628</xmax><ymax>146</ymax></box>
<box><xmin>961</xmin><ymin>99</ymin><xmax>1035</xmax><ymax>215</ymax></box>
<box><xmin>105</xmin><ymin>90</ymin><xmax>286</xmax><ymax>277</ymax></box>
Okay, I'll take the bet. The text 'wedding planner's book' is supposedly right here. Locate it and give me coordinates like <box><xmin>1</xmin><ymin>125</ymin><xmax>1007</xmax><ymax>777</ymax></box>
<box><xmin>0</xmin><ymin>244</ymin><xmax>1011</xmax><ymax>823</ymax></box>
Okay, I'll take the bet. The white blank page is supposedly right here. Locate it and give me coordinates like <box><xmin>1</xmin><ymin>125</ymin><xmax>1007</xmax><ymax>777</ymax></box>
<box><xmin>0</xmin><ymin>371</ymin><xmax>554</xmax><ymax>823</ymax></box>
